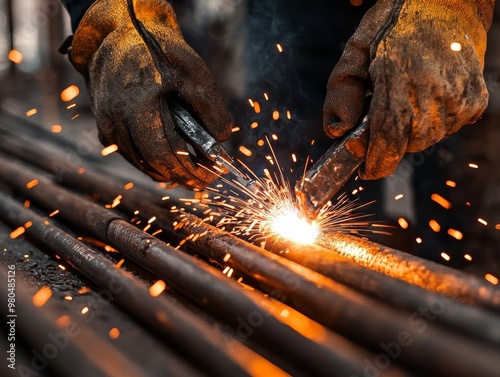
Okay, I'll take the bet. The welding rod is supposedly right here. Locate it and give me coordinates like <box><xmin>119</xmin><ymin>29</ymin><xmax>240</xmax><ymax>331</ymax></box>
<box><xmin>0</xmin><ymin>155</ymin><xmax>392</xmax><ymax>377</ymax></box>
<box><xmin>0</xmin><ymin>191</ymin><xmax>253</xmax><ymax>377</ymax></box>
<box><xmin>1</xmin><ymin>147</ymin><xmax>499</xmax><ymax>377</ymax></box>
<box><xmin>295</xmin><ymin>116</ymin><xmax>369</xmax><ymax>218</ymax></box>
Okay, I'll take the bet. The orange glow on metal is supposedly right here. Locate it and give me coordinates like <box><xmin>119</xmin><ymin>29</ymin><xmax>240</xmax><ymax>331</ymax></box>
<box><xmin>26</xmin><ymin>179</ymin><xmax>38</xmax><ymax>189</ymax></box>
<box><xmin>56</xmin><ymin>315</ymin><xmax>71</xmax><ymax>328</ymax></box>
<box><xmin>26</xmin><ymin>109</ymin><xmax>37</xmax><ymax>117</ymax></box>
<box><xmin>51</xmin><ymin>125</ymin><xmax>62</xmax><ymax>133</ymax></box>
<box><xmin>109</xmin><ymin>328</ymin><xmax>120</xmax><ymax>339</ymax></box>
<box><xmin>10</xmin><ymin>226</ymin><xmax>25</xmax><ymax>239</ymax></box>
<box><xmin>149</xmin><ymin>280</ymin><xmax>166</xmax><ymax>297</ymax></box>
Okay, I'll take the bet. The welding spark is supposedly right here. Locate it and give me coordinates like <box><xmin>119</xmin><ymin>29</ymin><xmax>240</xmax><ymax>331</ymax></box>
<box><xmin>206</xmin><ymin>139</ymin><xmax>377</xmax><ymax>246</ymax></box>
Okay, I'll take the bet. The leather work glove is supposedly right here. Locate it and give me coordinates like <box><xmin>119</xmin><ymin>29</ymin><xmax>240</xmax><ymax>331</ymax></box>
<box><xmin>324</xmin><ymin>0</ymin><xmax>495</xmax><ymax>179</ymax></box>
<box><xmin>70</xmin><ymin>0</ymin><xmax>232</xmax><ymax>189</ymax></box>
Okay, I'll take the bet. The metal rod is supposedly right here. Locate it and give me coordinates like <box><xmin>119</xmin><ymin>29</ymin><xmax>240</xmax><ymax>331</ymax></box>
<box><xmin>0</xmin><ymin>192</ymin><xmax>255</xmax><ymax>377</ymax></box>
<box><xmin>268</xmin><ymin>240</ymin><xmax>500</xmax><ymax>346</ymax></box>
<box><xmin>1</xmin><ymin>137</ymin><xmax>500</xmax><ymax>376</ymax></box>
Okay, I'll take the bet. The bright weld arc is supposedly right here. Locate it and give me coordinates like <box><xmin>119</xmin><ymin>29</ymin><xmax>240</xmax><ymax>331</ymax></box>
<box><xmin>198</xmin><ymin>137</ymin><xmax>379</xmax><ymax>246</ymax></box>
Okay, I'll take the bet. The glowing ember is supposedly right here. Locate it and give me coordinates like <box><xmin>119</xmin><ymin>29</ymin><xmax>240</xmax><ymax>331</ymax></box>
<box><xmin>440</xmin><ymin>252</ymin><xmax>451</xmax><ymax>261</ymax></box>
<box><xmin>101</xmin><ymin>144</ymin><xmax>118</xmax><ymax>156</ymax></box>
<box><xmin>26</xmin><ymin>179</ymin><xmax>38</xmax><ymax>189</ymax></box>
<box><xmin>149</xmin><ymin>280</ymin><xmax>166</xmax><ymax>297</ymax></box>
<box><xmin>26</xmin><ymin>109</ymin><xmax>37</xmax><ymax>117</ymax></box>
<box><xmin>61</xmin><ymin>85</ymin><xmax>80</xmax><ymax>102</ymax></box>
<box><xmin>51</xmin><ymin>125</ymin><xmax>62</xmax><ymax>133</ymax></box>
<box><xmin>478</xmin><ymin>218</ymin><xmax>488</xmax><ymax>226</ymax></box>
<box><xmin>109</xmin><ymin>328</ymin><xmax>120</xmax><ymax>339</ymax></box>
<box><xmin>450</xmin><ymin>42</ymin><xmax>462</xmax><ymax>51</ymax></box>
<box><xmin>431</xmin><ymin>193</ymin><xmax>451</xmax><ymax>209</ymax></box>
<box><xmin>239</xmin><ymin>145</ymin><xmax>253</xmax><ymax>157</ymax></box>
<box><xmin>10</xmin><ymin>226</ymin><xmax>25</xmax><ymax>239</ymax></box>
<box><xmin>485</xmin><ymin>274</ymin><xmax>498</xmax><ymax>285</ymax></box>
<box><xmin>8</xmin><ymin>49</ymin><xmax>23</xmax><ymax>64</ymax></box>
<box><xmin>33</xmin><ymin>287</ymin><xmax>52</xmax><ymax>307</ymax></box>
<box><xmin>397</xmin><ymin>218</ymin><xmax>408</xmax><ymax>229</ymax></box>
<box><xmin>429</xmin><ymin>220</ymin><xmax>441</xmax><ymax>232</ymax></box>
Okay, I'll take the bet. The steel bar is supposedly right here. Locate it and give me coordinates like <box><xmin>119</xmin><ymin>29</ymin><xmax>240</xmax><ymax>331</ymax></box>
<box><xmin>0</xmin><ymin>157</ymin><xmax>389</xmax><ymax>377</ymax></box>
<box><xmin>1</xmin><ymin>141</ymin><xmax>500</xmax><ymax>376</ymax></box>
<box><xmin>1</xmin><ymin>125</ymin><xmax>499</xmax><ymax>316</ymax></box>
<box><xmin>0</xmin><ymin>265</ymin><xmax>150</xmax><ymax>377</ymax></box>
<box><xmin>268</xmin><ymin>240</ymin><xmax>500</xmax><ymax>346</ymax></box>
<box><xmin>0</xmin><ymin>193</ymin><xmax>255</xmax><ymax>377</ymax></box>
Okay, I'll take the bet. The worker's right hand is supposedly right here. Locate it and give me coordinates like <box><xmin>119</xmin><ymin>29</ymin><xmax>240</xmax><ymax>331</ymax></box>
<box><xmin>323</xmin><ymin>0</ymin><xmax>494</xmax><ymax>180</ymax></box>
<box><xmin>70</xmin><ymin>0</ymin><xmax>232</xmax><ymax>189</ymax></box>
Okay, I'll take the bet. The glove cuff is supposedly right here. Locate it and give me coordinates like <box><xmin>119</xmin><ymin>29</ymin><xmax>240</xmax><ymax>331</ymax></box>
<box><xmin>70</xmin><ymin>0</ymin><xmax>180</xmax><ymax>74</ymax></box>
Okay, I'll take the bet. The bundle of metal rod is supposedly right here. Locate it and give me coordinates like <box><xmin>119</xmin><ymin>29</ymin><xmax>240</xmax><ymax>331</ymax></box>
<box><xmin>0</xmin><ymin>266</ymin><xmax>170</xmax><ymax>377</ymax></box>
<box><xmin>0</xmin><ymin>192</ymin><xmax>267</xmax><ymax>377</ymax></box>
<box><xmin>0</xmin><ymin>157</ymin><xmax>391</xmax><ymax>377</ymax></box>
<box><xmin>1</xmin><ymin>121</ymin><xmax>499</xmax><ymax>316</ymax></box>
<box><xmin>1</xmin><ymin>134</ymin><xmax>500</xmax><ymax>376</ymax></box>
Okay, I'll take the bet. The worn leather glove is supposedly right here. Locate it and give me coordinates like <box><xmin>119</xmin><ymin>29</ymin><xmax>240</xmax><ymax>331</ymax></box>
<box><xmin>70</xmin><ymin>0</ymin><xmax>232</xmax><ymax>189</ymax></box>
<box><xmin>324</xmin><ymin>0</ymin><xmax>494</xmax><ymax>179</ymax></box>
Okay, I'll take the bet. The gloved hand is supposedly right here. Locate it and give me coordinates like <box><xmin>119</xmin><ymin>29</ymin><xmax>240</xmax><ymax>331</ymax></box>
<box><xmin>70</xmin><ymin>0</ymin><xmax>232</xmax><ymax>189</ymax></box>
<box><xmin>324</xmin><ymin>0</ymin><xmax>494</xmax><ymax>179</ymax></box>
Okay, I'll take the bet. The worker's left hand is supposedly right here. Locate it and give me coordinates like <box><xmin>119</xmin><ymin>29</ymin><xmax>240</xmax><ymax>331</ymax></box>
<box><xmin>69</xmin><ymin>0</ymin><xmax>232</xmax><ymax>189</ymax></box>
<box><xmin>323</xmin><ymin>0</ymin><xmax>494</xmax><ymax>179</ymax></box>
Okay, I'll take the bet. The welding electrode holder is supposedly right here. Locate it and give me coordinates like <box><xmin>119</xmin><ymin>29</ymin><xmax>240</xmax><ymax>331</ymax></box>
<box><xmin>295</xmin><ymin>114</ymin><xmax>370</xmax><ymax>219</ymax></box>
<box><xmin>169</xmin><ymin>100</ymin><xmax>257</xmax><ymax>191</ymax></box>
